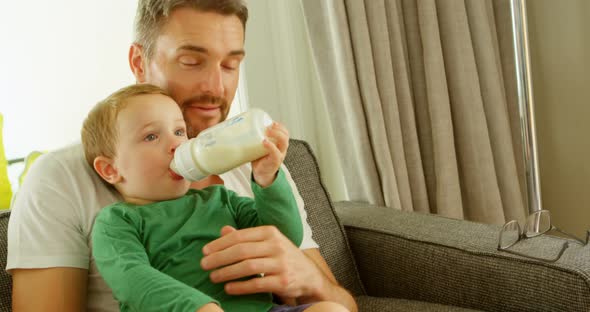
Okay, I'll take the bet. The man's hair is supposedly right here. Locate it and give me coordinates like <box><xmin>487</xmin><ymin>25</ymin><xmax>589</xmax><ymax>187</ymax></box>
<box><xmin>81</xmin><ymin>84</ymin><xmax>169</xmax><ymax>167</ymax></box>
<box><xmin>134</xmin><ymin>0</ymin><xmax>248</xmax><ymax>60</ymax></box>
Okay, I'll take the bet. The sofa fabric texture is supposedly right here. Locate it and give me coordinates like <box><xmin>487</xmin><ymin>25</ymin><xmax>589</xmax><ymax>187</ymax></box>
<box><xmin>0</xmin><ymin>210</ymin><xmax>10</xmax><ymax>311</ymax></box>
<box><xmin>0</xmin><ymin>139</ymin><xmax>589</xmax><ymax>311</ymax></box>
<box><xmin>336</xmin><ymin>201</ymin><xmax>590</xmax><ymax>312</ymax></box>
<box><xmin>283</xmin><ymin>140</ymin><xmax>365</xmax><ymax>296</ymax></box>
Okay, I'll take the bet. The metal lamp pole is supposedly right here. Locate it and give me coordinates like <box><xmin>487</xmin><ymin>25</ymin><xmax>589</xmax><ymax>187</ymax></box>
<box><xmin>510</xmin><ymin>0</ymin><xmax>542</xmax><ymax>214</ymax></box>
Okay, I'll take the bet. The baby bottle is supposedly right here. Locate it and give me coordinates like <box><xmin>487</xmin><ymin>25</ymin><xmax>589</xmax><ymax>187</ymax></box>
<box><xmin>170</xmin><ymin>108</ymin><xmax>274</xmax><ymax>181</ymax></box>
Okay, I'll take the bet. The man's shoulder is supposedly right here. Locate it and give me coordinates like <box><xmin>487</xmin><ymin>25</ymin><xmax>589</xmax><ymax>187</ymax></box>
<box><xmin>46</xmin><ymin>142</ymin><xmax>85</xmax><ymax>163</ymax></box>
<box><xmin>17</xmin><ymin>142</ymin><xmax>118</xmax><ymax>208</ymax></box>
<box><xmin>25</xmin><ymin>143</ymin><xmax>103</xmax><ymax>190</ymax></box>
<box><xmin>33</xmin><ymin>143</ymin><xmax>85</xmax><ymax>173</ymax></box>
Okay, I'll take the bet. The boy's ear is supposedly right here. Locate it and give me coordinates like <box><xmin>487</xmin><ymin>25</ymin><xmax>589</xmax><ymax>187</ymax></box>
<box><xmin>129</xmin><ymin>43</ymin><xmax>147</xmax><ymax>83</ymax></box>
<box><xmin>93</xmin><ymin>156</ymin><xmax>122</xmax><ymax>185</ymax></box>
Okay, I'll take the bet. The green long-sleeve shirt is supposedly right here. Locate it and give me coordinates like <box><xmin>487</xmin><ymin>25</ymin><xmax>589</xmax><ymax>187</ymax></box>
<box><xmin>91</xmin><ymin>169</ymin><xmax>302</xmax><ymax>312</ymax></box>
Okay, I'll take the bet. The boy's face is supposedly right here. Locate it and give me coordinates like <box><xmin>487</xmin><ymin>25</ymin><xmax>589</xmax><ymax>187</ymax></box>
<box><xmin>139</xmin><ymin>8</ymin><xmax>245</xmax><ymax>138</ymax></box>
<box><xmin>113</xmin><ymin>93</ymin><xmax>191</xmax><ymax>204</ymax></box>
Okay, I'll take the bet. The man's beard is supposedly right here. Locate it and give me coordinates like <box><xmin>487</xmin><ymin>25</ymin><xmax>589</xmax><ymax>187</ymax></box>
<box><xmin>180</xmin><ymin>94</ymin><xmax>229</xmax><ymax>138</ymax></box>
<box><xmin>185</xmin><ymin>123</ymin><xmax>199</xmax><ymax>139</ymax></box>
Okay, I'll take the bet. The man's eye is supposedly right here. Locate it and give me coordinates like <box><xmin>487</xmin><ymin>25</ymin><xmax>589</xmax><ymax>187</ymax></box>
<box><xmin>175</xmin><ymin>129</ymin><xmax>186</xmax><ymax>137</ymax></box>
<box><xmin>223</xmin><ymin>61</ymin><xmax>240</xmax><ymax>70</ymax></box>
<box><xmin>179</xmin><ymin>56</ymin><xmax>199</xmax><ymax>66</ymax></box>
<box><xmin>144</xmin><ymin>134</ymin><xmax>158</xmax><ymax>141</ymax></box>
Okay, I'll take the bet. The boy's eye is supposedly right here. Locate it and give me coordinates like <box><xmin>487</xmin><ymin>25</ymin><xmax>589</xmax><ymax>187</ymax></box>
<box><xmin>175</xmin><ymin>129</ymin><xmax>186</xmax><ymax>137</ymax></box>
<box><xmin>144</xmin><ymin>134</ymin><xmax>157</xmax><ymax>142</ymax></box>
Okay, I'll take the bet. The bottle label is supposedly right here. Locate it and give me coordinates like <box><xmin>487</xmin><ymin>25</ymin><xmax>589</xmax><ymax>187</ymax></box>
<box><xmin>200</xmin><ymin>114</ymin><xmax>251</xmax><ymax>149</ymax></box>
<box><xmin>228</xmin><ymin>116</ymin><xmax>244</xmax><ymax>126</ymax></box>
<box><xmin>201</xmin><ymin>133</ymin><xmax>215</xmax><ymax>148</ymax></box>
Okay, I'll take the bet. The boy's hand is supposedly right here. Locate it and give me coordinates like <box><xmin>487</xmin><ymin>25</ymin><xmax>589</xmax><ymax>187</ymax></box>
<box><xmin>251</xmin><ymin>122</ymin><xmax>289</xmax><ymax>187</ymax></box>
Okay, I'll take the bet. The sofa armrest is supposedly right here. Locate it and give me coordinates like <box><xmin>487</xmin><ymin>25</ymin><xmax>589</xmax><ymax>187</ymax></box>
<box><xmin>334</xmin><ymin>201</ymin><xmax>590</xmax><ymax>312</ymax></box>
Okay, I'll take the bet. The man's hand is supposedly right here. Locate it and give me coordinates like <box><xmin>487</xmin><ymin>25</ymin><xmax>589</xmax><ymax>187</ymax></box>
<box><xmin>251</xmin><ymin>122</ymin><xmax>289</xmax><ymax>188</ymax></box>
<box><xmin>200</xmin><ymin>225</ymin><xmax>324</xmax><ymax>299</ymax></box>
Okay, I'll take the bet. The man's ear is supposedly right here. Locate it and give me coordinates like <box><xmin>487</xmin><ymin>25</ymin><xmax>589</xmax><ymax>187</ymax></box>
<box><xmin>93</xmin><ymin>156</ymin><xmax>122</xmax><ymax>185</ymax></box>
<box><xmin>129</xmin><ymin>43</ymin><xmax>147</xmax><ymax>83</ymax></box>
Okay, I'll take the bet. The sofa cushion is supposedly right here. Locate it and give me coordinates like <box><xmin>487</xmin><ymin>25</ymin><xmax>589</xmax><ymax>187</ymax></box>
<box><xmin>356</xmin><ymin>296</ymin><xmax>481</xmax><ymax>312</ymax></box>
<box><xmin>0</xmin><ymin>210</ymin><xmax>11</xmax><ymax>311</ymax></box>
<box><xmin>284</xmin><ymin>139</ymin><xmax>364</xmax><ymax>295</ymax></box>
<box><xmin>337</xmin><ymin>201</ymin><xmax>590</xmax><ymax>312</ymax></box>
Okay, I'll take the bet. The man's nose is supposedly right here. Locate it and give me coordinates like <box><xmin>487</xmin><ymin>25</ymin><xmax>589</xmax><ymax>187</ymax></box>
<box><xmin>199</xmin><ymin>64</ymin><xmax>224</xmax><ymax>97</ymax></box>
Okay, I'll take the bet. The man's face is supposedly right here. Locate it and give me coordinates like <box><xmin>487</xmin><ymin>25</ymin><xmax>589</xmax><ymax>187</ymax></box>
<box><xmin>113</xmin><ymin>94</ymin><xmax>191</xmax><ymax>204</ymax></box>
<box><xmin>140</xmin><ymin>8</ymin><xmax>245</xmax><ymax>138</ymax></box>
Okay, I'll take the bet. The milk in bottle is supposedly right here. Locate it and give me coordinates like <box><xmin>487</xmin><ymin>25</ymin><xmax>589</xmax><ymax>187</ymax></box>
<box><xmin>170</xmin><ymin>108</ymin><xmax>274</xmax><ymax>181</ymax></box>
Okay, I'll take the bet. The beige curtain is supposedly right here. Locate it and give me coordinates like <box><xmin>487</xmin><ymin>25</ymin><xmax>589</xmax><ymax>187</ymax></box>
<box><xmin>301</xmin><ymin>0</ymin><xmax>527</xmax><ymax>224</ymax></box>
<box><xmin>243</xmin><ymin>0</ymin><xmax>349</xmax><ymax>201</ymax></box>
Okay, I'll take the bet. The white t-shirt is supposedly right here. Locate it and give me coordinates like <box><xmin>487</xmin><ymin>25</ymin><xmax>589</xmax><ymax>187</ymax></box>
<box><xmin>7</xmin><ymin>143</ymin><xmax>318</xmax><ymax>311</ymax></box>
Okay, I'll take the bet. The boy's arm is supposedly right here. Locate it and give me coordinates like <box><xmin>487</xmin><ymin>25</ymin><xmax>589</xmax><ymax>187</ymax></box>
<box><xmin>229</xmin><ymin>168</ymin><xmax>303</xmax><ymax>246</ymax></box>
<box><xmin>92</xmin><ymin>206</ymin><xmax>218</xmax><ymax>312</ymax></box>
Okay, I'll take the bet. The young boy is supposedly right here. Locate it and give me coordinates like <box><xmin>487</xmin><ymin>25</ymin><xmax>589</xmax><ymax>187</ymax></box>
<box><xmin>82</xmin><ymin>84</ymin><xmax>348</xmax><ymax>312</ymax></box>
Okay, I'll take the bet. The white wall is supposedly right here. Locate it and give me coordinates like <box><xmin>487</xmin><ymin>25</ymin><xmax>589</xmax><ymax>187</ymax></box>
<box><xmin>0</xmin><ymin>1</ymin><xmax>247</xmax><ymax>194</ymax></box>
<box><xmin>0</xmin><ymin>1</ymin><xmax>138</xmax><ymax>160</ymax></box>
<box><xmin>528</xmin><ymin>0</ymin><xmax>590</xmax><ymax>237</ymax></box>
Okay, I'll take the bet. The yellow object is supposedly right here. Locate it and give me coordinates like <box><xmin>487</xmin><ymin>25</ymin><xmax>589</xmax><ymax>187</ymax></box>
<box><xmin>0</xmin><ymin>114</ymin><xmax>12</xmax><ymax>209</ymax></box>
<box><xmin>19</xmin><ymin>151</ymin><xmax>44</xmax><ymax>187</ymax></box>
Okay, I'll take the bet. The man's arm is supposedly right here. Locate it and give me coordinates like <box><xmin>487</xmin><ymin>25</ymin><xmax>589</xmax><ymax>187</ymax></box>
<box><xmin>12</xmin><ymin>268</ymin><xmax>88</xmax><ymax>312</ymax></box>
<box><xmin>7</xmin><ymin>149</ymin><xmax>97</xmax><ymax>312</ymax></box>
<box><xmin>298</xmin><ymin>249</ymin><xmax>357</xmax><ymax>311</ymax></box>
<box><xmin>12</xmin><ymin>267</ymin><xmax>222</xmax><ymax>312</ymax></box>
<box><xmin>200</xmin><ymin>227</ymin><xmax>358</xmax><ymax>312</ymax></box>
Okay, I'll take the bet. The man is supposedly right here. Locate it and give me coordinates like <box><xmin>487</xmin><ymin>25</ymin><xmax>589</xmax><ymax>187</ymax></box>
<box><xmin>7</xmin><ymin>1</ymin><xmax>357</xmax><ymax>311</ymax></box>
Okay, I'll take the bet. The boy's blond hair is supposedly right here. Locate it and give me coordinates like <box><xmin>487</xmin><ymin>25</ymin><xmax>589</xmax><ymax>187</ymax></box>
<box><xmin>81</xmin><ymin>84</ymin><xmax>169</xmax><ymax>167</ymax></box>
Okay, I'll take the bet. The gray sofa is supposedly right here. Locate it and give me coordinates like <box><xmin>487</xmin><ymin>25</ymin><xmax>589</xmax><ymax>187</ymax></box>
<box><xmin>1</xmin><ymin>139</ymin><xmax>590</xmax><ymax>311</ymax></box>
